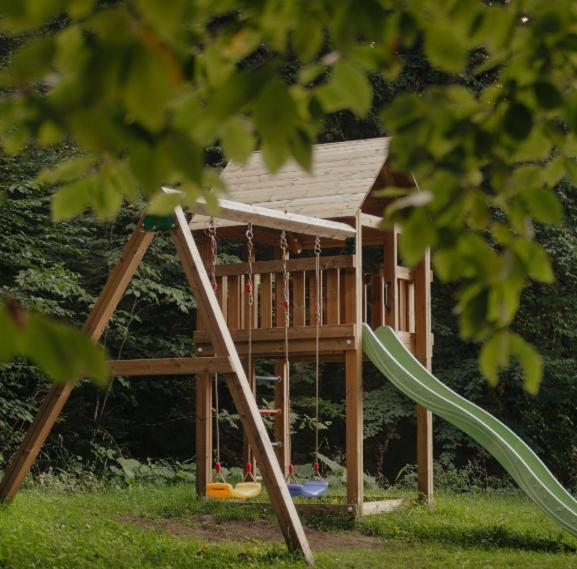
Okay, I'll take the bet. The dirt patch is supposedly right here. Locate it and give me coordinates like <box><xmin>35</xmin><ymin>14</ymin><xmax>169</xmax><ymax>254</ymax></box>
<box><xmin>119</xmin><ymin>514</ymin><xmax>383</xmax><ymax>551</ymax></box>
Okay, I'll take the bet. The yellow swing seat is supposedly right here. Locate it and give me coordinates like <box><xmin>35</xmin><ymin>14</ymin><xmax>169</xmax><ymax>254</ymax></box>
<box><xmin>206</xmin><ymin>481</ymin><xmax>261</xmax><ymax>500</ymax></box>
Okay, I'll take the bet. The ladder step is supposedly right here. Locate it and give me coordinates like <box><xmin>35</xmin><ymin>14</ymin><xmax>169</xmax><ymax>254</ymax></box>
<box><xmin>255</xmin><ymin>375</ymin><xmax>281</xmax><ymax>383</ymax></box>
<box><xmin>259</xmin><ymin>409</ymin><xmax>281</xmax><ymax>416</ymax></box>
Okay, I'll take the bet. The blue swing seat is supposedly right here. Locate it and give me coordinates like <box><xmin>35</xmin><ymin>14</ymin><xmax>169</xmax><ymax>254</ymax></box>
<box><xmin>288</xmin><ymin>479</ymin><xmax>329</xmax><ymax>498</ymax></box>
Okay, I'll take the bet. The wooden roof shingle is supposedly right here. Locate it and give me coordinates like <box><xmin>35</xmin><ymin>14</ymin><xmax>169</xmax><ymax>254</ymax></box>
<box><xmin>189</xmin><ymin>137</ymin><xmax>389</xmax><ymax>231</ymax></box>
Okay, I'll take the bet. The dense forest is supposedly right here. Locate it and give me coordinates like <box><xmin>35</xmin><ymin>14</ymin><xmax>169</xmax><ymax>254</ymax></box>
<box><xmin>2</xmin><ymin>26</ymin><xmax>577</xmax><ymax>493</ymax></box>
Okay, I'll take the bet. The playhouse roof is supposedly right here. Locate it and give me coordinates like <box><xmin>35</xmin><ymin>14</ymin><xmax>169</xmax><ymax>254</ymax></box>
<box><xmin>189</xmin><ymin>137</ymin><xmax>390</xmax><ymax>232</ymax></box>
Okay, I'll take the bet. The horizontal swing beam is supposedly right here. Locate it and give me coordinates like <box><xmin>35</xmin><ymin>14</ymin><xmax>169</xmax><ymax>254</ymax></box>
<box><xmin>175</xmin><ymin>192</ymin><xmax>357</xmax><ymax>240</ymax></box>
<box><xmin>108</xmin><ymin>357</ymin><xmax>232</xmax><ymax>376</ymax></box>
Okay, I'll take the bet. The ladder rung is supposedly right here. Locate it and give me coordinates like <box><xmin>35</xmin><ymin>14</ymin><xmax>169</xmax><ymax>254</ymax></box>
<box><xmin>259</xmin><ymin>409</ymin><xmax>281</xmax><ymax>416</ymax></box>
<box><xmin>255</xmin><ymin>375</ymin><xmax>281</xmax><ymax>383</ymax></box>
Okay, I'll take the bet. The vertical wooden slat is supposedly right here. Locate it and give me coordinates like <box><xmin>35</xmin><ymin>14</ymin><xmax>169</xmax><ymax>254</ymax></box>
<box><xmin>398</xmin><ymin>279</ymin><xmax>407</xmax><ymax>332</ymax></box>
<box><xmin>371</xmin><ymin>272</ymin><xmax>384</xmax><ymax>328</ymax></box>
<box><xmin>292</xmin><ymin>272</ymin><xmax>306</xmax><ymax>326</ymax></box>
<box><xmin>260</xmin><ymin>273</ymin><xmax>273</xmax><ymax>328</ymax></box>
<box><xmin>243</xmin><ymin>275</ymin><xmax>257</xmax><ymax>330</ymax></box>
<box><xmin>383</xmin><ymin>228</ymin><xmax>398</xmax><ymax>330</ymax></box>
<box><xmin>408</xmin><ymin>281</ymin><xmax>415</xmax><ymax>334</ymax></box>
<box><xmin>415</xmin><ymin>249</ymin><xmax>434</xmax><ymax>505</ymax></box>
<box><xmin>195</xmin><ymin>372</ymin><xmax>212</xmax><ymax>497</ymax></box>
<box><xmin>227</xmin><ymin>275</ymin><xmax>241</xmax><ymax>330</ymax></box>
<box><xmin>171</xmin><ymin>208</ymin><xmax>313</xmax><ymax>563</ymax></box>
<box><xmin>309</xmin><ymin>271</ymin><xmax>321</xmax><ymax>325</ymax></box>
<box><xmin>344</xmin><ymin>211</ymin><xmax>363</xmax><ymax>509</ymax></box>
<box><xmin>326</xmin><ymin>270</ymin><xmax>340</xmax><ymax>325</ymax></box>
<box><xmin>274</xmin><ymin>359</ymin><xmax>290</xmax><ymax>476</ymax></box>
<box><xmin>0</xmin><ymin>222</ymin><xmax>155</xmax><ymax>502</ymax></box>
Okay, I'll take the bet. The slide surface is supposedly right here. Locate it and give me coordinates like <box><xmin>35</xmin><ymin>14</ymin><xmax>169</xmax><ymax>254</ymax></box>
<box><xmin>362</xmin><ymin>323</ymin><xmax>577</xmax><ymax>538</ymax></box>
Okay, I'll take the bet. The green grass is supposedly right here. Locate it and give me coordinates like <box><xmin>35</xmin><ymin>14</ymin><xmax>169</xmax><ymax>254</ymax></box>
<box><xmin>0</xmin><ymin>484</ymin><xmax>576</xmax><ymax>568</ymax></box>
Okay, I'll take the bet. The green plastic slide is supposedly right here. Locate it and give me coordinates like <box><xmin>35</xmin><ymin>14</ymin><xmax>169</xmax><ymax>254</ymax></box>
<box><xmin>362</xmin><ymin>323</ymin><xmax>577</xmax><ymax>538</ymax></box>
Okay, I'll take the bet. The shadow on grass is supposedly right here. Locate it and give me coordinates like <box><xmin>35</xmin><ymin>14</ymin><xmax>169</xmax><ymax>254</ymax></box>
<box><xmin>362</xmin><ymin>520</ymin><xmax>577</xmax><ymax>553</ymax></box>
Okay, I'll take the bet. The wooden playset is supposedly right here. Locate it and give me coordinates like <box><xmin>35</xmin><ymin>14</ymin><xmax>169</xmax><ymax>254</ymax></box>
<box><xmin>0</xmin><ymin>137</ymin><xmax>433</xmax><ymax>563</ymax></box>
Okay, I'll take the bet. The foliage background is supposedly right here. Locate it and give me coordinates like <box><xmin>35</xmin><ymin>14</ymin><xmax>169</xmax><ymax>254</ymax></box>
<box><xmin>2</xmin><ymin>92</ymin><xmax>577</xmax><ymax>493</ymax></box>
<box><xmin>1</xmin><ymin>3</ymin><xmax>577</xmax><ymax>491</ymax></box>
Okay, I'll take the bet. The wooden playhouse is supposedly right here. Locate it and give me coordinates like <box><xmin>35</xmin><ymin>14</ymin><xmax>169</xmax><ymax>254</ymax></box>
<box><xmin>0</xmin><ymin>136</ymin><xmax>433</xmax><ymax>560</ymax></box>
<box><xmin>188</xmin><ymin>137</ymin><xmax>434</xmax><ymax>511</ymax></box>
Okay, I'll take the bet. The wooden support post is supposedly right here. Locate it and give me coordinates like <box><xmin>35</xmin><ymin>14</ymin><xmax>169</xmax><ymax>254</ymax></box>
<box><xmin>344</xmin><ymin>211</ymin><xmax>363</xmax><ymax>509</ymax></box>
<box><xmin>415</xmin><ymin>249</ymin><xmax>434</xmax><ymax>505</ymax></box>
<box><xmin>0</xmin><ymin>223</ymin><xmax>154</xmax><ymax>502</ymax></box>
<box><xmin>171</xmin><ymin>207</ymin><xmax>313</xmax><ymax>563</ymax></box>
<box><xmin>274</xmin><ymin>360</ymin><xmax>290</xmax><ymax>476</ymax></box>
<box><xmin>195</xmin><ymin>373</ymin><xmax>212</xmax><ymax>497</ymax></box>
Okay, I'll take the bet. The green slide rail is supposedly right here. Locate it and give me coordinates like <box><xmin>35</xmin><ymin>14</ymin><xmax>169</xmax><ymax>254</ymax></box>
<box><xmin>362</xmin><ymin>323</ymin><xmax>577</xmax><ymax>538</ymax></box>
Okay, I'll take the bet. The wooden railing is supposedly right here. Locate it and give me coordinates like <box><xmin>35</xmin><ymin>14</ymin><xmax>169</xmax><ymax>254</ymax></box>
<box><xmin>197</xmin><ymin>255</ymin><xmax>356</xmax><ymax>333</ymax></box>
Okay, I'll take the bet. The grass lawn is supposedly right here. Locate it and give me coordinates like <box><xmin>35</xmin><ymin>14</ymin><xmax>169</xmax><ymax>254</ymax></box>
<box><xmin>0</xmin><ymin>484</ymin><xmax>576</xmax><ymax>568</ymax></box>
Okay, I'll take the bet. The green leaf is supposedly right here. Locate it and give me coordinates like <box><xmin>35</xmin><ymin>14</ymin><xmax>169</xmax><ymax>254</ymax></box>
<box><xmin>398</xmin><ymin>208</ymin><xmax>436</xmax><ymax>266</ymax></box>
<box><xmin>220</xmin><ymin>117</ymin><xmax>255</xmax><ymax>164</ymax></box>
<box><xmin>534</xmin><ymin>81</ymin><xmax>562</xmax><ymax>110</ymax></box>
<box><xmin>316</xmin><ymin>60</ymin><xmax>373</xmax><ymax>117</ymax></box>
<box><xmin>503</xmin><ymin>103</ymin><xmax>533</xmax><ymax>141</ymax></box>
<box><xmin>123</xmin><ymin>46</ymin><xmax>174</xmax><ymax>132</ymax></box>
<box><xmin>479</xmin><ymin>331</ymin><xmax>510</xmax><ymax>387</ymax></box>
<box><xmin>424</xmin><ymin>25</ymin><xmax>467</xmax><ymax>74</ymax></box>
<box><xmin>521</xmin><ymin>187</ymin><xmax>563</xmax><ymax>225</ymax></box>
<box><xmin>51</xmin><ymin>177</ymin><xmax>97</xmax><ymax>221</ymax></box>
<box><xmin>38</xmin><ymin>156</ymin><xmax>97</xmax><ymax>185</ymax></box>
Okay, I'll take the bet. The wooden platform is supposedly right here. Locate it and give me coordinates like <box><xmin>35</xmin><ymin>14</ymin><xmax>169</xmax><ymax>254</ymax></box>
<box><xmin>236</xmin><ymin>498</ymin><xmax>407</xmax><ymax>518</ymax></box>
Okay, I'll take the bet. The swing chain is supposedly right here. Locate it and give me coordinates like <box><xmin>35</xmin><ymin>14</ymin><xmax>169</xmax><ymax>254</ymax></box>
<box><xmin>245</xmin><ymin>223</ymin><xmax>255</xmax><ymax>307</ymax></box>
<box><xmin>313</xmin><ymin>236</ymin><xmax>322</xmax><ymax>476</ymax></box>
<box><xmin>280</xmin><ymin>230</ymin><xmax>293</xmax><ymax>479</ymax></box>
<box><xmin>213</xmin><ymin>374</ymin><xmax>226</xmax><ymax>482</ymax></box>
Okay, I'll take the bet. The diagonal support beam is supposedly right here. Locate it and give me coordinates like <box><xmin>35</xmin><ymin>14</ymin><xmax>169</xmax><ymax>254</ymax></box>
<box><xmin>0</xmin><ymin>222</ymin><xmax>155</xmax><ymax>502</ymax></box>
<box><xmin>171</xmin><ymin>207</ymin><xmax>314</xmax><ymax>564</ymax></box>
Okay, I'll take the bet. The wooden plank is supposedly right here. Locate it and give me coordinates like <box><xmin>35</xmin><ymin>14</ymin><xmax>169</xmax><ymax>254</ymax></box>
<box><xmin>415</xmin><ymin>249</ymin><xmax>434</xmax><ymax>505</ymax></box>
<box><xmin>0</xmin><ymin>222</ymin><xmax>155</xmax><ymax>502</ymax></box>
<box><xmin>326</xmin><ymin>270</ymin><xmax>340</xmax><ymax>325</ymax></box>
<box><xmin>274</xmin><ymin>360</ymin><xmax>290</xmax><ymax>476</ymax></box>
<box><xmin>361</xmin><ymin>499</ymin><xmax>406</xmax><ymax>516</ymax></box>
<box><xmin>183</xmin><ymin>194</ymin><xmax>357</xmax><ymax>240</ymax></box>
<box><xmin>109</xmin><ymin>357</ymin><xmax>232</xmax><ymax>376</ymax></box>
<box><xmin>360</xmin><ymin>213</ymin><xmax>384</xmax><ymax>230</ymax></box>
<box><xmin>195</xmin><ymin>373</ymin><xmax>212</xmax><ymax>497</ymax></box>
<box><xmin>397</xmin><ymin>266</ymin><xmax>415</xmax><ymax>281</ymax></box>
<box><xmin>213</xmin><ymin>255</ymin><xmax>354</xmax><ymax>277</ymax></box>
<box><xmin>292</xmin><ymin>272</ymin><xmax>306</xmax><ymax>326</ymax></box>
<box><xmin>344</xmin><ymin>211</ymin><xmax>364</xmax><ymax>509</ymax></box>
<box><xmin>259</xmin><ymin>273</ymin><xmax>273</xmax><ymax>328</ymax></box>
<box><xmin>171</xmin><ymin>207</ymin><xmax>313</xmax><ymax>563</ymax></box>
<box><xmin>397</xmin><ymin>331</ymin><xmax>416</xmax><ymax>353</ymax></box>
<box><xmin>194</xmin><ymin>324</ymin><xmax>355</xmax><ymax>344</ymax></box>
<box><xmin>196</xmin><ymin>338</ymin><xmax>356</xmax><ymax>357</ymax></box>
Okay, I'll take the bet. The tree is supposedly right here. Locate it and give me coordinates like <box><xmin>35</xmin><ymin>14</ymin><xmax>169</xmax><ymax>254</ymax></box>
<box><xmin>0</xmin><ymin>0</ymin><xmax>574</xmax><ymax>390</ymax></box>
